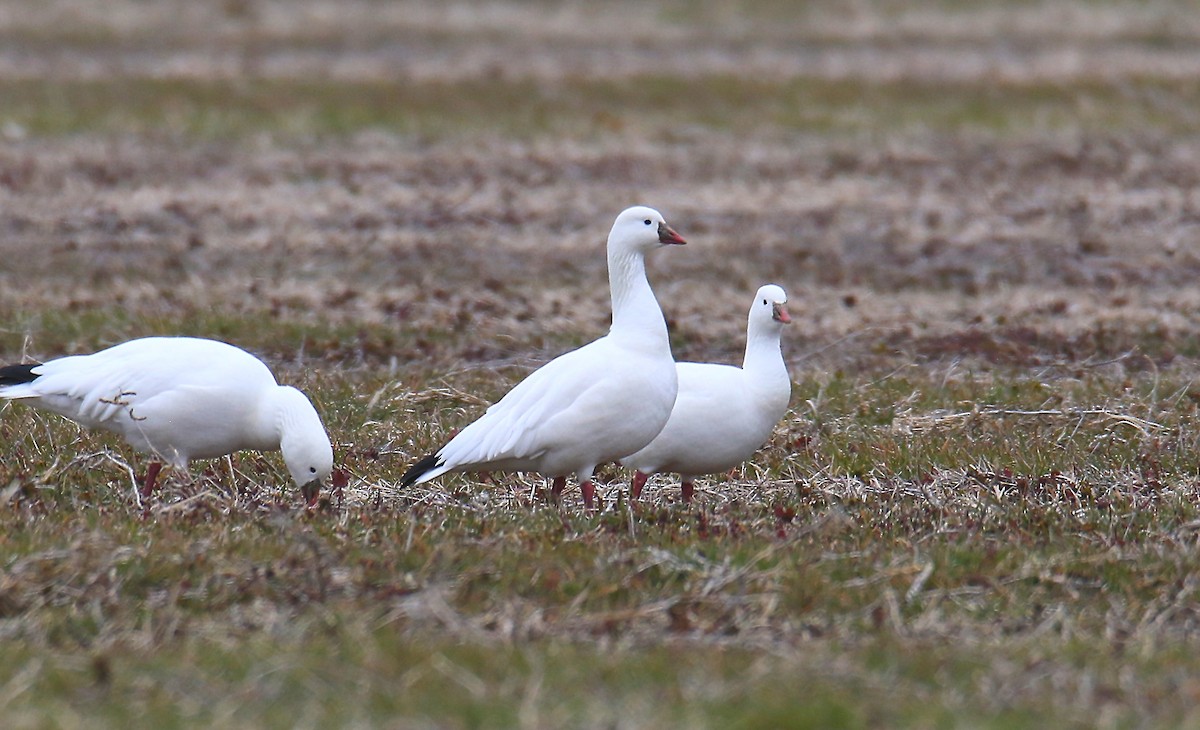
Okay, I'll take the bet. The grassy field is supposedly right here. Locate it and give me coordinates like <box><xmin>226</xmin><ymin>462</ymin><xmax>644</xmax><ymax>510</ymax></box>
<box><xmin>6</xmin><ymin>0</ymin><xmax>1200</xmax><ymax>727</ymax></box>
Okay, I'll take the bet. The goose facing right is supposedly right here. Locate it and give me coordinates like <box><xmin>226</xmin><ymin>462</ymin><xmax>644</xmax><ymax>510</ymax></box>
<box><xmin>0</xmin><ymin>336</ymin><xmax>334</xmax><ymax>501</ymax></box>
<box><xmin>622</xmin><ymin>284</ymin><xmax>792</xmax><ymax>503</ymax></box>
<box><xmin>400</xmin><ymin>205</ymin><xmax>686</xmax><ymax>508</ymax></box>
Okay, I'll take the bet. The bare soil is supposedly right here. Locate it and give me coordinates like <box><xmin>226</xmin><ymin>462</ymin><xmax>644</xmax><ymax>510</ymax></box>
<box><xmin>5</xmin><ymin>133</ymin><xmax>1200</xmax><ymax>376</ymax></box>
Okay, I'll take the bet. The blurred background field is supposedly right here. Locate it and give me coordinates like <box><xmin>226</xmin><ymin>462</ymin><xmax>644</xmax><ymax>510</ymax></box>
<box><xmin>5</xmin><ymin>1</ymin><xmax>1200</xmax><ymax>727</ymax></box>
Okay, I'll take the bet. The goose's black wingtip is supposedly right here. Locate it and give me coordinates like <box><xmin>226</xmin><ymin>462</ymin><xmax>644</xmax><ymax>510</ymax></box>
<box><xmin>399</xmin><ymin>453</ymin><xmax>443</xmax><ymax>488</ymax></box>
<box><xmin>0</xmin><ymin>363</ymin><xmax>39</xmax><ymax>387</ymax></box>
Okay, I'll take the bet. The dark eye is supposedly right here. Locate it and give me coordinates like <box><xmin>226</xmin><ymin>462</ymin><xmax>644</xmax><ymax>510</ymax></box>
<box><xmin>762</xmin><ymin>299</ymin><xmax>768</xmax><ymax>305</ymax></box>
<box><xmin>309</xmin><ymin>466</ymin><xmax>317</xmax><ymax>473</ymax></box>
<box><xmin>644</xmin><ymin>219</ymin><xmax>652</xmax><ymax>225</ymax></box>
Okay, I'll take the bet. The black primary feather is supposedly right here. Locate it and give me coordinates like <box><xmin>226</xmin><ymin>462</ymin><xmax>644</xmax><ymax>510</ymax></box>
<box><xmin>0</xmin><ymin>363</ymin><xmax>39</xmax><ymax>387</ymax></box>
<box><xmin>399</xmin><ymin>453</ymin><xmax>444</xmax><ymax>487</ymax></box>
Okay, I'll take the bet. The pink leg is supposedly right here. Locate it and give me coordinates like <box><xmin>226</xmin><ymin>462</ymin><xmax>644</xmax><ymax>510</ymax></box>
<box><xmin>580</xmin><ymin>479</ymin><xmax>596</xmax><ymax>509</ymax></box>
<box><xmin>141</xmin><ymin>462</ymin><xmax>163</xmax><ymax>497</ymax></box>
<box><xmin>631</xmin><ymin>471</ymin><xmax>648</xmax><ymax>500</ymax></box>
<box><xmin>681</xmin><ymin>479</ymin><xmax>695</xmax><ymax>504</ymax></box>
<box><xmin>550</xmin><ymin>476</ymin><xmax>567</xmax><ymax>503</ymax></box>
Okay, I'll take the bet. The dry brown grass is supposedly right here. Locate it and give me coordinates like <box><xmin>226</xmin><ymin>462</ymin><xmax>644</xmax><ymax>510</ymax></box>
<box><xmin>5</xmin><ymin>0</ymin><xmax>1200</xmax><ymax>83</ymax></box>
<box><xmin>5</xmin><ymin>133</ymin><xmax>1200</xmax><ymax>373</ymax></box>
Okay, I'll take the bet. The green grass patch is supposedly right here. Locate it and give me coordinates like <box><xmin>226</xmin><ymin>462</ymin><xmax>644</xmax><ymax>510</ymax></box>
<box><xmin>5</xmin><ymin>75</ymin><xmax>1200</xmax><ymax>141</ymax></box>
<box><xmin>4</xmin><ymin>498</ymin><xmax>1200</xmax><ymax>728</ymax></box>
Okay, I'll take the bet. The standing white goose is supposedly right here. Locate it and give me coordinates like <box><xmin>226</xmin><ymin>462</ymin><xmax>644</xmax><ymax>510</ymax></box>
<box><xmin>622</xmin><ymin>284</ymin><xmax>792</xmax><ymax>504</ymax></box>
<box><xmin>400</xmin><ymin>205</ymin><xmax>686</xmax><ymax>508</ymax></box>
<box><xmin>0</xmin><ymin>336</ymin><xmax>334</xmax><ymax>501</ymax></box>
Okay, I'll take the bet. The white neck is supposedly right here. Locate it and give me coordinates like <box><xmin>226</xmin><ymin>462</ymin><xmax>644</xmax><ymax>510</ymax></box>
<box><xmin>742</xmin><ymin>322</ymin><xmax>788</xmax><ymax>385</ymax></box>
<box><xmin>608</xmin><ymin>246</ymin><xmax>669</xmax><ymax>349</ymax></box>
<box><xmin>741</xmin><ymin>323</ymin><xmax>791</xmax><ymax>427</ymax></box>
<box><xmin>253</xmin><ymin>386</ymin><xmax>307</xmax><ymax>451</ymax></box>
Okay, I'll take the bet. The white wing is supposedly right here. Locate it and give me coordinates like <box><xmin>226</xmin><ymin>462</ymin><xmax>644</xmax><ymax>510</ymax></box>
<box><xmin>436</xmin><ymin>339</ymin><xmax>611</xmax><ymax>468</ymax></box>
<box><xmin>2</xmin><ymin>337</ymin><xmax>276</xmax><ymax>430</ymax></box>
<box><xmin>429</xmin><ymin>333</ymin><xmax>675</xmax><ymax>476</ymax></box>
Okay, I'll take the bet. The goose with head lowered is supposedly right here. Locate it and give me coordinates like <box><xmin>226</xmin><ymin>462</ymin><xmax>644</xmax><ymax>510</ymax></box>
<box><xmin>400</xmin><ymin>205</ymin><xmax>687</xmax><ymax>508</ymax></box>
<box><xmin>621</xmin><ymin>284</ymin><xmax>792</xmax><ymax>504</ymax></box>
<box><xmin>0</xmin><ymin>336</ymin><xmax>334</xmax><ymax>503</ymax></box>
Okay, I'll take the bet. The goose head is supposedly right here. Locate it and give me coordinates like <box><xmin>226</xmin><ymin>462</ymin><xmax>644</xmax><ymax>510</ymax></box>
<box><xmin>608</xmin><ymin>206</ymin><xmax>687</xmax><ymax>254</ymax></box>
<box><xmin>274</xmin><ymin>386</ymin><xmax>335</xmax><ymax>500</ymax></box>
<box><xmin>751</xmin><ymin>284</ymin><xmax>791</xmax><ymax>327</ymax></box>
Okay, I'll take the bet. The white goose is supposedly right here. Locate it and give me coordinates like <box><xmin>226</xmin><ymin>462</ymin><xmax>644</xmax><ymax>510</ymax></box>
<box><xmin>0</xmin><ymin>336</ymin><xmax>334</xmax><ymax>501</ymax></box>
<box><xmin>400</xmin><ymin>205</ymin><xmax>686</xmax><ymax>508</ymax></box>
<box><xmin>622</xmin><ymin>284</ymin><xmax>792</xmax><ymax>503</ymax></box>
